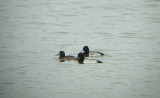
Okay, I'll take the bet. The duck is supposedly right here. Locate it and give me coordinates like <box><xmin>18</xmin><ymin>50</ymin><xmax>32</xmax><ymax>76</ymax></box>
<box><xmin>83</xmin><ymin>46</ymin><xmax>104</xmax><ymax>57</ymax></box>
<box><xmin>58</xmin><ymin>51</ymin><xmax>77</xmax><ymax>61</ymax></box>
<box><xmin>78</xmin><ymin>53</ymin><xmax>103</xmax><ymax>64</ymax></box>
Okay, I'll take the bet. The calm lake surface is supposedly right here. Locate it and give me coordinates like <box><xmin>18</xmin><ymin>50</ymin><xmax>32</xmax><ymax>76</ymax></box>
<box><xmin>0</xmin><ymin>0</ymin><xmax>160</xmax><ymax>98</ymax></box>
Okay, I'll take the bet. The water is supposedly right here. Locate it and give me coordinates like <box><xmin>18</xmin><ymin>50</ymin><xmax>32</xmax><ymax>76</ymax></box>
<box><xmin>0</xmin><ymin>0</ymin><xmax>160</xmax><ymax>98</ymax></box>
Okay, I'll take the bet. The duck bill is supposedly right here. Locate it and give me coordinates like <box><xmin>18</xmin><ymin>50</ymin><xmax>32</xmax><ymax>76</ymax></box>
<box><xmin>55</xmin><ymin>53</ymin><xmax>60</xmax><ymax>56</ymax></box>
<box><xmin>80</xmin><ymin>50</ymin><xmax>85</xmax><ymax>53</ymax></box>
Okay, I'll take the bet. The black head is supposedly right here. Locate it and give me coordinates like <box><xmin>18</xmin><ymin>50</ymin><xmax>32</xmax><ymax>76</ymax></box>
<box><xmin>83</xmin><ymin>46</ymin><xmax>89</xmax><ymax>54</ymax></box>
<box><xmin>78</xmin><ymin>53</ymin><xmax>85</xmax><ymax>64</ymax></box>
<box><xmin>59</xmin><ymin>51</ymin><xmax>65</xmax><ymax>58</ymax></box>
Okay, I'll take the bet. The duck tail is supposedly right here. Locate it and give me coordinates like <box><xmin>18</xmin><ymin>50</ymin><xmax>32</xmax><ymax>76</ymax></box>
<box><xmin>100</xmin><ymin>53</ymin><xmax>104</xmax><ymax>55</ymax></box>
<box><xmin>97</xmin><ymin>60</ymin><xmax>103</xmax><ymax>63</ymax></box>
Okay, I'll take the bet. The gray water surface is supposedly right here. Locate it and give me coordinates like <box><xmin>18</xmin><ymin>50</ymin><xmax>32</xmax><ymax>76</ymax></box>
<box><xmin>0</xmin><ymin>0</ymin><xmax>160</xmax><ymax>98</ymax></box>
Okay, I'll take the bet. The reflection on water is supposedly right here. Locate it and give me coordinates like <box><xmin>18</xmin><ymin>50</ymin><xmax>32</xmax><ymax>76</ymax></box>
<box><xmin>0</xmin><ymin>0</ymin><xmax>160</xmax><ymax>98</ymax></box>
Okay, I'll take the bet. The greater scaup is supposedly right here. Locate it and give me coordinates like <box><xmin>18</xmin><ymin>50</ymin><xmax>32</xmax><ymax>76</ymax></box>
<box><xmin>83</xmin><ymin>46</ymin><xmax>104</xmax><ymax>57</ymax></box>
<box><xmin>78</xmin><ymin>53</ymin><xmax>103</xmax><ymax>64</ymax></box>
<box><xmin>58</xmin><ymin>51</ymin><xmax>77</xmax><ymax>61</ymax></box>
